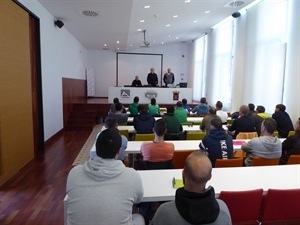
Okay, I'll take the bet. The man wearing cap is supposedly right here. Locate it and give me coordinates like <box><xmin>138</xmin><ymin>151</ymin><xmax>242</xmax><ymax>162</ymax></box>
<box><xmin>66</xmin><ymin>128</ymin><xmax>145</xmax><ymax>225</ymax></box>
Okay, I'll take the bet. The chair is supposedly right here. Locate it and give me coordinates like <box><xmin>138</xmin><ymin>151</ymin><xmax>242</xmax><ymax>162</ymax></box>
<box><xmin>164</xmin><ymin>131</ymin><xmax>186</xmax><ymax>140</ymax></box>
<box><xmin>233</xmin><ymin>151</ymin><xmax>246</xmax><ymax>158</ymax></box>
<box><xmin>287</xmin><ymin>155</ymin><xmax>300</xmax><ymax>165</ymax></box>
<box><xmin>135</xmin><ymin>133</ymin><xmax>155</xmax><ymax>141</ymax></box>
<box><xmin>215</xmin><ymin>158</ymin><xmax>243</xmax><ymax>168</ymax></box>
<box><xmin>119</xmin><ymin>129</ymin><xmax>129</xmax><ymax>139</ymax></box>
<box><xmin>288</xmin><ymin>130</ymin><xmax>295</xmax><ymax>137</ymax></box>
<box><xmin>172</xmin><ymin>150</ymin><xmax>196</xmax><ymax>169</ymax></box>
<box><xmin>251</xmin><ymin>157</ymin><xmax>280</xmax><ymax>166</ymax></box>
<box><xmin>236</xmin><ymin>132</ymin><xmax>258</xmax><ymax>139</ymax></box>
<box><xmin>186</xmin><ymin>132</ymin><xmax>206</xmax><ymax>140</ymax></box>
<box><xmin>218</xmin><ymin>189</ymin><xmax>263</xmax><ymax>223</ymax></box>
<box><xmin>259</xmin><ymin>188</ymin><xmax>300</xmax><ymax>223</ymax></box>
<box><xmin>141</xmin><ymin>159</ymin><xmax>175</xmax><ymax>170</ymax></box>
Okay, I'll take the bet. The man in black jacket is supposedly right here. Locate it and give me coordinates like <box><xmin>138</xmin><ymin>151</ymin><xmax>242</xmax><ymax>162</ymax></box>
<box><xmin>272</xmin><ymin>104</ymin><xmax>294</xmax><ymax>138</ymax></box>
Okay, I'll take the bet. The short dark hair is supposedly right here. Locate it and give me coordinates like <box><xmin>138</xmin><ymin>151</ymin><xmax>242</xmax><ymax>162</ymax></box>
<box><xmin>133</xmin><ymin>96</ymin><xmax>139</xmax><ymax>103</ymax></box>
<box><xmin>200</xmin><ymin>97</ymin><xmax>206</xmax><ymax>104</ymax></box>
<box><xmin>210</xmin><ymin>118</ymin><xmax>223</xmax><ymax>129</ymax></box>
<box><xmin>209</xmin><ymin>107</ymin><xmax>217</xmax><ymax>115</ymax></box>
<box><xmin>248</xmin><ymin>103</ymin><xmax>255</xmax><ymax>111</ymax></box>
<box><xmin>151</xmin><ymin>98</ymin><xmax>156</xmax><ymax>105</ymax></box>
<box><xmin>182</xmin><ymin>98</ymin><xmax>187</xmax><ymax>105</ymax></box>
<box><xmin>176</xmin><ymin>101</ymin><xmax>183</xmax><ymax>107</ymax></box>
<box><xmin>167</xmin><ymin>106</ymin><xmax>174</xmax><ymax>114</ymax></box>
<box><xmin>256</xmin><ymin>105</ymin><xmax>265</xmax><ymax>113</ymax></box>
<box><xmin>276</xmin><ymin>104</ymin><xmax>286</xmax><ymax>112</ymax></box>
<box><xmin>105</xmin><ymin>117</ymin><xmax>117</xmax><ymax>128</ymax></box>
<box><xmin>216</xmin><ymin>101</ymin><xmax>223</xmax><ymax>109</ymax></box>
<box><xmin>139</xmin><ymin>104</ymin><xmax>148</xmax><ymax>114</ymax></box>
<box><xmin>262</xmin><ymin>118</ymin><xmax>277</xmax><ymax>134</ymax></box>
<box><xmin>115</xmin><ymin>102</ymin><xmax>123</xmax><ymax>111</ymax></box>
<box><xmin>96</xmin><ymin>128</ymin><xmax>121</xmax><ymax>159</ymax></box>
<box><xmin>113</xmin><ymin>98</ymin><xmax>119</xmax><ymax>104</ymax></box>
<box><xmin>154</xmin><ymin>119</ymin><xmax>167</xmax><ymax>136</ymax></box>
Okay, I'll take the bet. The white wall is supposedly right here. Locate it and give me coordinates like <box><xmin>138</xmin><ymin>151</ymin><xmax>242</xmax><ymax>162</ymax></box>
<box><xmin>17</xmin><ymin>0</ymin><xmax>88</xmax><ymax>140</ymax></box>
<box><xmin>87</xmin><ymin>42</ymin><xmax>191</xmax><ymax>97</ymax></box>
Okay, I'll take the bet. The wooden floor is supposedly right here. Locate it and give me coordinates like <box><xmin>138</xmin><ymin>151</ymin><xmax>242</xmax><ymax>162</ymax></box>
<box><xmin>0</xmin><ymin>129</ymin><xmax>91</xmax><ymax>225</ymax></box>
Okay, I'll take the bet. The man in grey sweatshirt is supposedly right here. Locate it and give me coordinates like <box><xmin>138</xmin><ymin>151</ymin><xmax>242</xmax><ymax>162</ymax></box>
<box><xmin>242</xmin><ymin>118</ymin><xmax>282</xmax><ymax>166</ymax></box>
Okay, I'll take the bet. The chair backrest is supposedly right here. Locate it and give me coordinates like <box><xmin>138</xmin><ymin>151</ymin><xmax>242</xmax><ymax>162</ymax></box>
<box><xmin>252</xmin><ymin>157</ymin><xmax>280</xmax><ymax>166</ymax></box>
<box><xmin>233</xmin><ymin>151</ymin><xmax>246</xmax><ymax>158</ymax></box>
<box><xmin>215</xmin><ymin>158</ymin><xmax>243</xmax><ymax>168</ymax></box>
<box><xmin>164</xmin><ymin>131</ymin><xmax>186</xmax><ymax>140</ymax></box>
<box><xmin>117</xmin><ymin>122</ymin><xmax>128</xmax><ymax>126</ymax></box>
<box><xmin>135</xmin><ymin>133</ymin><xmax>155</xmax><ymax>141</ymax></box>
<box><xmin>141</xmin><ymin>159</ymin><xmax>175</xmax><ymax>170</ymax></box>
<box><xmin>288</xmin><ymin>130</ymin><xmax>295</xmax><ymax>137</ymax></box>
<box><xmin>287</xmin><ymin>155</ymin><xmax>300</xmax><ymax>165</ymax></box>
<box><xmin>218</xmin><ymin>188</ymin><xmax>263</xmax><ymax>223</ymax></box>
<box><xmin>119</xmin><ymin>129</ymin><xmax>129</xmax><ymax>139</ymax></box>
<box><xmin>260</xmin><ymin>188</ymin><xmax>300</xmax><ymax>222</ymax></box>
<box><xmin>236</xmin><ymin>132</ymin><xmax>258</xmax><ymax>139</ymax></box>
<box><xmin>172</xmin><ymin>150</ymin><xmax>196</xmax><ymax>169</ymax></box>
<box><xmin>186</xmin><ymin>132</ymin><xmax>206</xmax><ymax>140</ymax></box>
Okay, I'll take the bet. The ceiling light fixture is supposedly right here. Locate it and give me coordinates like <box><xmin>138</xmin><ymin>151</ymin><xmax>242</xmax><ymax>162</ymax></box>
<box><xmin>193</xmin><ymin>20</ymin><xmax>198</xmax><ymax>23</ymax></box>
<box><xmin>173</xmin><ymin>15</ymin><xmax>178</xmax><ymax>18</ymax></box>
<box><xmin>140</xmin><ymin>20</ymin><xmax>145</xmax><ymax>23</ymax></box>
<box><xmin>205</xmin><ymin>11</ymin><xmax>210</xmax><ymax>13</ymax></box>
<box><xmin>185</xmin><ymin>0</ymin><xmax>191</xmax><ymax>3</ymax></box>
<box><xmin>166</xmin><ymin>24</ymin><xmax>170</xmax><ymax>27</ymax></box>
<box><xmin>137</xmin><ymin>28</ymin><xmax>142</xmax><ymax>31</ymax></box>
<box><xmin>117</xmin><ymin>41</ymin><xmax>119</xmax><ymax>43</ymax></box>
<box><xmin>144</xmin><ymin>5</ymin><xmax>150</xmax><ymax>9</ymax></box>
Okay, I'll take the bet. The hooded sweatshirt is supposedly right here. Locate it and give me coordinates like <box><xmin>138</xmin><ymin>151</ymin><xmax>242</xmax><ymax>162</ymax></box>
<box><xmin>241</xmin><ymin>136</ymin><xmax>282</xmax><ymax>166</ymax></box>
<box><xmin>199</xmin><ymin>129</ymin><xmax>234</xmax><ymax>167</ymax></box>
<box><xmin>192</xmin><ymin>103</ymin><xmax>209</xmax><ymax>116</ymax></box>
<box><xmin>133</xmin><ymin>113</ymin><xmax>155</xmax><ymax>134</ymax></box>
<box><xmin>150</xmin><ymin>186</ymin><xmax>231</xmax><ymax>225</ymax></box>
<box><xmin>66</xmin><ymin>157</ymin><xmax>143</xmax><ymax>225</ymax></box>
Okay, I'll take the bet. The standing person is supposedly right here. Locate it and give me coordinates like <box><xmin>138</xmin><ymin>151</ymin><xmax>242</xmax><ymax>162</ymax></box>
<box><xmin>199</xmin><ymin>118</ymin><xmax>233</xmax><ymax>167</ymax></box>
<box><xmin>163</xmin><ymin>68</ymin><xmax>175</xmax><ymax>86</ymax></box>
<box><xmin>174</xmin><ymin>101</ymin><xmax>188</xmax><ymax>123</ymax></box>
<box><xmin>132</xmin><ymin>75</ymin><xmax>142</xmax><ymax>87</ymax></box>
<box><xmin>200</xmin><ymin>107</ymin><xmax>220</xmax><ymax>134</ymax></box>
<box><xmin>129</xmin><ymin>96</ymin><xmax>140</xmax><ymax>116</ymax></box>
<box><xmin>215</xmin><ymin>101</ymin><xmax>228</xmax><ymax>124</ymax></box>
<box><xmin>280</xmin><ymin>117</ymin><xmax>300</xmax><ymax>164</ymax></box>
<box><xmin>241</xmin><ymin>118</ymin><xmax>282</xmax><ymax>166</ymax></box>
<box><xmin>192</xmin><ymin>97</ymin><xmax>209</xmax><ymax>116</ymax></box>
<box><xmin>133</xmin><ymin>104</ymin><xmax>155</xmax><ymax>134</ymax></box>
<box><xmin>182</xmin><ymin>98</ymin><xmax>191</xmax><ymax>114</ymax></box>
<box><xmin>148</xmin><ymin>98</ymin><xmax>160</xmax><ymax>116</ymax></box>
<box><xmin>147</xmin><ymin>68</ymin><xmax>158</xmax><ymax>87</ymax></box>
<box><xmin>149</xmin><ymin>151</ymin><xmax>232</xmax><ymax>225</ymax></box>
<box><xmin>272</xmin><ymin>104</ymin><xmax>294</xmax><ymax>138</ymax></box>
<box><xmin>66</xmin><ymin>128</ymin><xmax>145</xmax><ymax>225</ymax></box>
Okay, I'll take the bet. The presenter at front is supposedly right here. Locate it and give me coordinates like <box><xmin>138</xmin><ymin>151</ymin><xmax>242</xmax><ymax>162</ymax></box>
<box><xmin>163</xmin><ymin>68</ymin><xmax>175</xmax><ymax>86</ymax></box>
<box><xmin>131</xmin><ymin>75</ymin><xmax>142</xmax><ymax>87</ymax></box>
<box><xmin>147</xmin><ymin>67</ymin><xmax>158</xmax><ymax>87</ymax></box>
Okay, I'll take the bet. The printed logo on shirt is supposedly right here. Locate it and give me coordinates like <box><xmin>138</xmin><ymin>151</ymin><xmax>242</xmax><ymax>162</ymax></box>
<box><xmin>220</xmin><ymin>140</ymin><xmax>228</xmax><ymax>159</ymax></box>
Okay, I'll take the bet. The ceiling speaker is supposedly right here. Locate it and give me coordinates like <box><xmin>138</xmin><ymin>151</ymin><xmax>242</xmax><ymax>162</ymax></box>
<box><xmin>232</xmin><ymin>12</ymin><xmax>241</xmax><ymax>18</ymax></box>
<box><xmin>55</xmin><ymin>20</ymin><xmax>64</xmax><ymax>28</ymax></box>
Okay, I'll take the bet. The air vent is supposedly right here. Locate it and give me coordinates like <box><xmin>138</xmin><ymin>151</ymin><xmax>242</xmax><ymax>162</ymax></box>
<box><xmin>82</xmin><ymin>10</ymin><xmax>99</xmax><ymax>17</ymax></box>
<box><xmin>224</xmin><ymin>0</ymin><xmax>245</xmax><ymax>7</ymax></box>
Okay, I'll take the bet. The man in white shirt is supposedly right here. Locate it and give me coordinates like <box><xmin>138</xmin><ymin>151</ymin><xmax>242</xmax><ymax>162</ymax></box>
<box><xmin>216</xmin><ymin>101</ymin><xmax>228</xmax><ymax>124</ymax></box>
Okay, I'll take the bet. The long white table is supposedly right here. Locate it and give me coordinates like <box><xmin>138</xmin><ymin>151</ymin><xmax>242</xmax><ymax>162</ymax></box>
<box><xmin>139</xmin><ymin>165</ymin><xmax>300</xmax><ymax>202</ymax></box>
<box><xmin>127</xmin><ymin>117</ymin><xmax>204</xmax><ymax>123</ymax></box>
<box><xmin>109</xmin><ymin>86</ymin><xmax>193</xmax><ymax>104</ymax></box>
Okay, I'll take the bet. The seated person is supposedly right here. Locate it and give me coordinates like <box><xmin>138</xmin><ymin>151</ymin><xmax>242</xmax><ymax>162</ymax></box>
<box><xmin>108</xmin><ymin>97</ymin><xmax>126</xmax><ymax>114</ymax></box>
<box><xmin>215</xmin><ymin>101</ymin><xmax>228</xmax><ymax>124</ymax></box>
<box><xmin>252</xmin><ymin>105</ymin><xmax>270</xmax><ymax>136</ymax></box>
<box><xmin>133</xmin><ymin>104</ymin><xmax>155</xmax><ymax>134</ymax></box>
<box><xmin>148</xmin><ymin>98</ymin><xmax>160</xmax><ymax>116</ymax></box>
<box><xmin>140</xmin><ymin>119</ymin><xmax>174</xmax><ymax>163</ymax></box>
<box><xmin>108</xmin><ymin>102</ymin><xmax>128</xmax><ymax>123</ymax></box>
<box><xmin>92</xmin><ymin>117</ymin><xmax>127</xmax><ymax>161</ymax></box>
<box><xmin>129</xmin><ymin>96</ymin><xmax>140</xmax><ymax>116</ymax></box>
<box><xmin>163</xmin><ymin>106</ymin><xmax>183</xmax><ymax>133</ymax></box>
<box><xmin>192</xmin><ymin>97</ymin><xmax>209</xmax><ymax>116</ymax></box>
<box><xmin>132</xmin><ymin>75</ymin><xmax>142</xmax><ymax>87</ymax></box>
<box><xmin>150</xmin><ymin>151</ymin><xmax>232</xmax><ymax>225</ymax></box>
<box><xmin>272</xmin><ymin>104</ymin><xmax>294</xmax><ymax>138</ymax></box>
<box><xmin>174</xmin><ymin>101</ymin><xmax>188</xmax><ymax>123</ymax></box>
<box><xmin>228</xmin><ymin>105</ymin><xmax>257</xmax><ymax>139</ymax></box>
<box><xmin>199</xmin><ymin>118</ymin><xmax>234</xmax><ymax>167</ymax></box>
<box><xmin>248</xmin><ymin>103</ymin><xmax>256</xmax><ymax>116</ymax></box>
<box><xmin>67</xmin><ymin>128</ymin><xmax>144</xmax><ymax>225</ymax></box>
<box><xmin>280</xmin><ymin>117</ymin><xmax>300</xmax><ymax>164</ymax></box>
<box><xmin>200</xmin><ymin>107</ymin><xmax>220</xmax><ymax>134</ymax></box>
<box><xmin>241</xmin><ymin>118</ymin><xmax>282</xmax><ymax>166</ymax></box>
<box><xmin>182</xmin><ymin>98</ymin><xmax>191</xmax><ymax>114</ymax></box>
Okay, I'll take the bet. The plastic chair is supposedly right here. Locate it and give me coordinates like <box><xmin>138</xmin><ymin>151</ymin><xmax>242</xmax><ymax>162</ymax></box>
<box><xmin>215</xmin><ymin>158</ymin><xmax>243</xmax><ymax>168</ymax></box>
<box><xmin>186</xmin><ymin>132</ymin><xmax>206</xmax><ymax>140</ymax></box>
<box><xmin>233</xmin><ymin>151</ymin><xmax>246</xmax><ymax>158</ymax></box>
<box><xmin>287</xmin><ymin>155</ymin><xmax>300</xmax><ymax>165</ymax></box>
<box><xmin>259</xmin><ymin>188</ymin><xmax>300</xmax><ymax>223</ymax></box>
<box><xmin>236</xmin><ymin>132</ymin><xmax>258</xmax><ymax>139</ymax></box>
<box><xmin>288</xmin><ymin>130</ymin><xmax>295</xmax><ymax>137</ymax></box>
<box><xmin>119</xmin><ymin>129</ymin><xmax>129</xmax><ymax>139</ymax></box>
<box><xmin>172</xmin><ymin>150</ymin><xmax>196</xmax><ymax>169</ymax></box>
<box><xmin>135</xmin><ymin>133</ymin><xmax>155</xmax><ymax>141</ymax></box>
<box><xmin>252</xmin><ymin>157</ymin><xmax>280</xmax><ymax>166</ymax></box>
<box><xmin>117</xmin><ymin>122</ymin><xmax>128</xmax><ymax>126</ymax></box>
<box><xmin>218</xmin><ymin>189</ymin><xmax>263</xmax><ymax>223</ymax></box>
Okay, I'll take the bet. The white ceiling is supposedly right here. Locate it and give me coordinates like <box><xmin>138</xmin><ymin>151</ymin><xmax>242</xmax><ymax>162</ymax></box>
<box><xmin>37</xmin><ymin>0</ymin><xmax>255</xmax><ymax>51</ymax></box>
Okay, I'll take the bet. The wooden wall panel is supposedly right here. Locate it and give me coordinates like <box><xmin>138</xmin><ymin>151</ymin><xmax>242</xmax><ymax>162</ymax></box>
<box><xmin>0</xmin><ymin>0</ymin><xmax>34</xmax><ymax>185</ymax></box>
<box><xmin>62</xmin><ymin>78</ymin><xmax>87</xmax><ymax>127</ymax></box>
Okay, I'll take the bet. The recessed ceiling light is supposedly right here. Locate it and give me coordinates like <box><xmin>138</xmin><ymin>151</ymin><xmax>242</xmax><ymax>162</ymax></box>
<box><xmin>104</xmin><ymin>44</ymin><xmax>107</xmax><ymax>46</ymax></box>
<box><xmin>140</xmin><ymin>20</ymin><xmax>145</xmax><ymax>23</ymax></box>
<box><xmin>205</xmin><ymin>11</ymin><xmax>210</xmax><ymax>14</ymax></box>
<box><xmin>166</xmin><ymin>24</ymin><xmax>171</xmax><ymax>27</ymax></box>
<box><xmin>130</xmin><ymin>44</ymin><xmax>133</xmax><ymax>47</ymax></box>
<box><xmin>137</xmin><ymin>28</ymin><xmax>142</xmax><ymax>31</ymax></box>
<box><xmin>193</xmin><ymin>20</ymin><xmax>198</xmax><ymax>23</ymax></box>
<box><xmin>117</xmin><ymin>48</ymin><xmax>119</xmax><ymax>50</ymax></box>
<box><xmin>161</xmin><ymin>42</ymin><xmax>164</xmax><ymax>44</ymax></box>
<box><xmin>185</xmin><ymin>0</ymin><xmax>191</xmax><ymax>3</ymax></box>
<box><xmin>144</xmin><ymin>5</ymin><xmax>150</xmax><ymax>9</ymax></box>
<box><xmin>153</xmin><ymin>41</ymin><xmax>156</xmax><ymax>43</ymax></box>
<box><xmin>169</xmin><ymin>35</ymin><xmax>171</xmax><ymax>37</ymax></box>
<box><xmin>173</xmin><ymin>15</ymin><xmax>178</xmax><ymax>18</ymax></box>
<box><xmin>117</xmin><ymin>41</ymin><xmax>119</xmax><ymax>44</ymax></box>
<box><xmin>176</xmin><ymin>37</ymin><xmax>179</xmax><ymax>39</ymax></box>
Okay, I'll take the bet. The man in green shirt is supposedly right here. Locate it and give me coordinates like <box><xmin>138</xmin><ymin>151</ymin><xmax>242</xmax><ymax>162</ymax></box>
<box><xmin>174</xmin><ymin>101</ymin><xmax>188</xmax><ymax>123</ymax></box>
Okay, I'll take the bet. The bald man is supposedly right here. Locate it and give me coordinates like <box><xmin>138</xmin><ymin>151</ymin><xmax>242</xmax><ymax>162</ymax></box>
<box><xmin>150</xmin><ymin>152</ymin><xmax>231</xmax><ymax>225</ymax></box>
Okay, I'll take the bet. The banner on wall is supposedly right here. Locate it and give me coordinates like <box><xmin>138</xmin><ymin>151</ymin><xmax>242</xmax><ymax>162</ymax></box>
<box><xmin>86</xmin><ymin>68</ymin><xmax>95</xmax><ymax>97</ymax></box>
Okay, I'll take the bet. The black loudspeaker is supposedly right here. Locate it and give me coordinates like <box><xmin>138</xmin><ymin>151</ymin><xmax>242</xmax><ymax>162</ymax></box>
<box><xmin>232</xmin><ymin>12</ymin><xmax>241</xmax><ymax>18</ymax></box>
<box><xmin>55</xmin><ymin>20</ymin><xmax>64</xmax><ymax>28</ymax></box>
